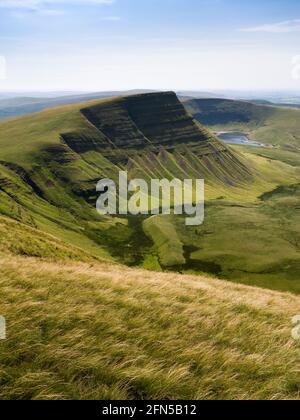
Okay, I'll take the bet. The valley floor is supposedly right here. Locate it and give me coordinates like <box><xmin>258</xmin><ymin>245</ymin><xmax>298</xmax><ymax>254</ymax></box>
<box><xmin>0</xmin><ymin>250</ymin><xmax>300</xmax><ymax>400</ymax></box>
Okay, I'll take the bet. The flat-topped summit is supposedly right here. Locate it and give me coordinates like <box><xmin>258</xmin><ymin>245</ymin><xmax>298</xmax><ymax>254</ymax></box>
<box><xmin>80</xmin><ymin>91</ymin><xmax>215</xmax><ymax>151</ymax></box>
<box><xmin>0</xmin><ymin>92</ymin><xmax>253</xmax><ymax>218</ymax></box>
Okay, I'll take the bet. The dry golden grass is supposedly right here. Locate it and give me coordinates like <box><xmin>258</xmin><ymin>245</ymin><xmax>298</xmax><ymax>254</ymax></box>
<box><xmin>1</xmin><ymin>251</ymin><xmax>300</xmax><ymax>400</ymax></box>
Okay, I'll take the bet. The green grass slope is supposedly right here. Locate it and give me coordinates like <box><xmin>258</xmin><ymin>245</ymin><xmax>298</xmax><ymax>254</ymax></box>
<box><xmin>142</xmin><ymin>147</ymin><xmax>300</xmax><ymax>293</ymax></box>
<box><xmin>0</xmin><ymin>215</ymin><xmax>102</xmax><ymax>262</ymax></box>
<box><xmin>144</xmin><ymin>182</ymin><xmax>300</xmax><ymax>294</ymax></box>
<box><xmin>0</xmin><ymin>221</ymin><xmax>299</xmax><ymax>400</ymax></box>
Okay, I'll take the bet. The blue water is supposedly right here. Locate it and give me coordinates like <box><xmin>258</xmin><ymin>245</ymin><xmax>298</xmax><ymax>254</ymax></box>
<box><xmin>216</xmin><ymin>131</ymin><xmax>264</xmax><ymax>147</ymax></box>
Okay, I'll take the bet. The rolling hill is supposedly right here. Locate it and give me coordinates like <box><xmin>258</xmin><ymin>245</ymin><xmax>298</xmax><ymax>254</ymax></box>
<box><xmin>0</xmin><ymin>90</ymin><xmax>155</xmax><ymax>121</ymax></box>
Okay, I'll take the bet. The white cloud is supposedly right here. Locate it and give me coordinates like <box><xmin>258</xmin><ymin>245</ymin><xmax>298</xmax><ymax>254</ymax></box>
<box><xmin>0</xmin><ymin>0</ymin><xmax>114</xmax><ymax>9</ymax></box>
<box><xmin>38</xmin><ymin>8</ymin><xmax>65</xmax><ymax>15</ymax></box>
<box><xmin>3</xmin><ymin>41</ymin><xmax>296</xmax><ymax>91</ymax></box>
<box><xmin>240</xmin><ymin>19</ymin><xmax>300</xmax><ymax>33</ymax></box>
<box><xmin>100</xmin><ymin>16</ymin><xmax>120</xmax><ymax>21</ymax></box>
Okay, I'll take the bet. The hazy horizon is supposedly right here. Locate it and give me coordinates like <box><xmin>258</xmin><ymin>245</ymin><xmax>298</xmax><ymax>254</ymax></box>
<box><xmin>1</xmin><ymin>88</ymin><xmax>300</xmax><ymax>96</ymax></box>
<box><xmin>1</xmin><ymin>0</ymin><xmax>300</xmax><ymax>91</ymax></box>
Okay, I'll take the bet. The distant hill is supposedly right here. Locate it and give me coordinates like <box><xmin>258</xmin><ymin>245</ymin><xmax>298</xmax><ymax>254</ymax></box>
<box><xmin>2</xmin><ymin>90</ymin><xmax>300</xmax><ymax>121</ymax></box>
<box><xmin>176</xmin><ymin>90</ymin><xmax>223</xmax><ymax>99</ymax></box>
<box><xmin>0</xmin><ymin>90</ymin><xmax>156</xmax><ymax>120</ymax></box>
<box><xmin>184</xmin><ymin>97</ymin><xmax>300</xmax><ymax>150</ymax></box>
<box><xmin>184</xmin><ymin>98</ymin><xmax>274</xmax><ymax>126</ymax></box>
<box><xmin>248</xmin><ymin>99</ymin><xmax>274</xmax><ymax>105</ymax></box>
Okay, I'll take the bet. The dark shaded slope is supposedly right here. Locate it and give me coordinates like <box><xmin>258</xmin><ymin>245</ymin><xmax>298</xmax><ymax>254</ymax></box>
<box><xmin>81</xmin><ymin>98</ymin><xmax>149</xmax><ymax>150</ymax></box>
<box><xmin>71</xmin><ymin>92</ymin><xmax>252</xmax><ymax>186</ymax></box>
<box><xmin>125</xmin><ymin>92</ymin><xmax>212</xmax><ymax>147</ymax></box>
<box><xmin>184</xmin><ymin>98</ymin><xmax>274</xmax><ymax>126</ymax></box>
<box><xmin>82</xmin><ymin>92</ymin><xmax>215</xmax><ymax>150</ymax></box>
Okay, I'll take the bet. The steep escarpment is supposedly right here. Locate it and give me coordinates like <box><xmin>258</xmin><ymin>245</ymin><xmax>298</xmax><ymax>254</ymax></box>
<box><xmin>0</xmin><ymin>93</ymin><xmax>253</xmax><ymax>200</ymax></box>
<box><xmin>0</xmin><ymin>92</ymin><xmax>255</xmax><ymax>264</ymax></box>
<box><xmin>68</xmin><ymin>92</ymin><xmax>253</xmax><ymax>185</ymax></box>
<box><xmin>81</xmin><ymin>92</ymin><xmax>217</xmax><ymax>150</ymax></box>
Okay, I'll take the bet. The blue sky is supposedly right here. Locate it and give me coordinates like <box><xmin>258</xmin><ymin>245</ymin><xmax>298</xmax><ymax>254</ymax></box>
<box><xmin>0</xmin><ymin>0</ymin><xmax>300</xmax><ymax>91</ymax></box>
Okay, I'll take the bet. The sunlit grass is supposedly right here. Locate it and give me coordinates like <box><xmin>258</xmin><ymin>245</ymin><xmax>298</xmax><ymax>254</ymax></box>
<box><xmin>0</xmin><ymin>248</ymin><xmax>299</xmax><ymax>400</ymax></box>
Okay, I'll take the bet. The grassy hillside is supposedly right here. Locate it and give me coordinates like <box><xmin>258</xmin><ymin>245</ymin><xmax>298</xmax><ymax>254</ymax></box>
<box><xmin>0</xmin><ymin>92</ymin><xmax>300</xmax><ymax>400</ymax></box>
<box><xmin>0</xmin><ymin>92</ymin><xmax>299</xmax><ymax>292</ymax></box>
<box><xmin>144</xmin><ymin>180</ymin><xmax>300</xmax><ymax>293</ymax></box>
<box><xmin>184</xmin><ymin>98</ymin><xmax>300</xmax><ymax>151</ymax></box>
<box><xmin>0</xmin><ymin>215</ymin><xmax>102</xmax><ymax>262</ymax></box>
<box><xmin>142</xmin><ymin>148</ymin><xmax>300</xmax><ymax>293</ymax></box>
<box><xmin>0</xmin><ymin>92</ymin><xmax>254</xmax><ymax>264</ymax></box>
<box><xmin>0</xmin><ymin>215</ymin><xmax>299</xmax><ymax>400</ymax></box>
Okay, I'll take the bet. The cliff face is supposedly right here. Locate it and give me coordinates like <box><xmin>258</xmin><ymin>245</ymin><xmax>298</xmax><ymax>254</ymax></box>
<box><xmin>0</xmin><ymin>92</ymin><xmax>253</xmax><ymax>225</ymax></box>
<box><xmin>62</xmin><ymin>92</ymin><xmax>252</xmax><ymax>186</ymax></box>
<box><xmin>80</xmin><ymin>92</ymin><xmax>215</xmax><ymax>150</ymax></box>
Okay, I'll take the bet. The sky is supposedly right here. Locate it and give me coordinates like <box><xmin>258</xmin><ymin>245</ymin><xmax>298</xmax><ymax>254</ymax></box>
<box><xmin>0</xmin><ymin>0</ymin><xmax>300</xmax><ymax>92</ymax></box>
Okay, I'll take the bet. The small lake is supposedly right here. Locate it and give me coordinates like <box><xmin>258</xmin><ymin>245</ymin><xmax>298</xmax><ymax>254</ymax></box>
<box><xmin>216</xmin><ymin>131</ymin><xmax>265</xmax><ymax>147</ymax></box>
